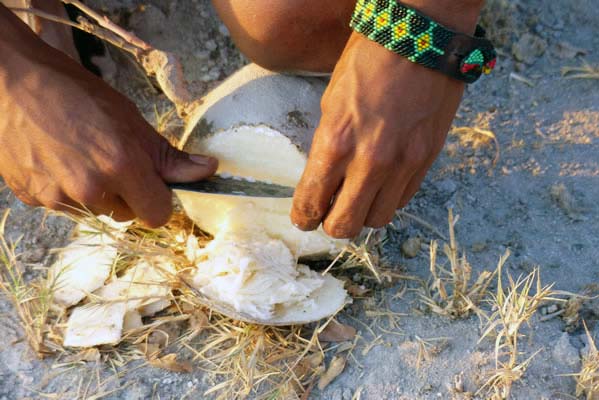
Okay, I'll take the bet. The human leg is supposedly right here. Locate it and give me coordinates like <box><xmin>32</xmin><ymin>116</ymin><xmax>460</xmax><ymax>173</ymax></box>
<box><xmin>211</xmin><ymin>0</ymin><xmax>355</xmax><ymax>73</ymax></box>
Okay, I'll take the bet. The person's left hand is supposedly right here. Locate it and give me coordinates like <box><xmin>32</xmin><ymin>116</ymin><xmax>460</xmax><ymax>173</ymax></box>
<box><xmin>291</xmin><ymin>32</ymin><xmax>465</xmax><ymax>238</ymax></box>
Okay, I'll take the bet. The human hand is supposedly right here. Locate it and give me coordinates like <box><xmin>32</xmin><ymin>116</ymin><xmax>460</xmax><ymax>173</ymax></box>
<box><xmin>0</xmin><ymin>8</ymin><xmax>217</xmax><ymax>227</ymax></box>
<box><xmin>290</xmin><ymin>31</ymin><xmax>466</xmax><ymax>238</ymax></box>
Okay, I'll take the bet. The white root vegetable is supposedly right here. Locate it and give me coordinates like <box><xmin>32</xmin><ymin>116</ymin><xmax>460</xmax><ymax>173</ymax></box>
<box><xmin>177</xmin><ymin>64</ymin><xmax>349</xmax><ymax>324</ymax></box>
<box><xmin>63</xmin><ymin>303</ymin><xmax>126</xmax><ymax>347</ymax></box>
<box><xmin>64</xmin><ymin>258</ymin><xmax>174</xmax><ymax>347</ymax></box>
<box><xmin>50</xmin><ymin>236</ymin><xmax>116</xmax><ymax>307</ymax></box>
<box><xmin>49</xmin><ymin>216</ymin><xmax>128</xmax><ymax>307</ymax></box>
<box><xmin>123</xmin><ymin>310</ymin><xmax>144</xmax><ymax>331</ymax></box>
<box><xmin>177</xmin><ymin>64</ymin><xmax>346</xmax><ymax>259</ymax></box>
<box><xmin>191</xmin><ymin>229</ymin><xmax>346</xmax><ymax>323</ymax></box>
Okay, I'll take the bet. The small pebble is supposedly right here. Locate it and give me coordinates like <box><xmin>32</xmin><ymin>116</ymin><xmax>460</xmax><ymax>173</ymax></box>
<box><xmin>342</xmin><ymin>388</ymin><xmax>352</xmax><ymax>400</ymax></box>
<box><xmin>205</xmin><ymin>39</ymin><xmax>218</xmax><ymax>51</ymax></box>
<box><xmin>553</xmin><ymin>332</ymin><xmax>581</xmax><ymax>369</ymax></box>
<box><xmin>540</xmin><ymin>304</ymin><xmax>559</xmax><ymax>315</ymax></box>
<box><xmin>218</xmin><ymin>24</ymin><xmax>230</xmax><ymax>37</ymax></box>
<box><xmin>401</xmin><ymin>237</ymin><xmax>422</xmax><ymax>258</ymax></box>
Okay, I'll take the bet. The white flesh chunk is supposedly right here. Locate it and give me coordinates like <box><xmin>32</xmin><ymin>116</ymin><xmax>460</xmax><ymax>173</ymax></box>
<box><xmin>63</xmin><ymin>303</ymin><xmax>126</xmax><ymax>347</ymax></box>
<box><xmin>50</xmin><ymin>235</ymin><xmax>117</xmax><ymax>307</ymax></box>
<box><xmin>93</xmin><ymin>259</ymin><xmax>174</xmax><ymax>315</ymax></box>
<box><xmin>191</xmin><ymin>230</ymin><xmax>347</xmax><ymax>322</ymax></box>
<box><xmin>196</xmin><ymin>125</ymin><xmax>306</xmax><ymax>187</ymax></box>
<box><xmin>50</xmin><ymin>216</ymin><xmax>130</xmax><ymax>307</ymax></box>
<box><xmin>64</xmin><ymin>259</ymin><xmax>174</xmax><ymax>347</ymax></box>
<box><xmin>123</xmin><ymin>310</ymin><xmax>144</xmax><ymax>331</ymax></box>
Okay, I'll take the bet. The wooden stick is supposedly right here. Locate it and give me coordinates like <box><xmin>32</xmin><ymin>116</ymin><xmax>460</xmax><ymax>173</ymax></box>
<box><xmin>62</xmin><ymin>0</ymin><xmax>151</xmax><ymax>51</ymax></box>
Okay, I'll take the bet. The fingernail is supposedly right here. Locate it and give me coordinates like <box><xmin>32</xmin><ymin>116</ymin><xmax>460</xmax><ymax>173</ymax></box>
<box><xmin>189</xmin><ymin>154</ymin><xmax>212</xmax><ymax>166</ymax></box>
<box><xmin>293</xmin><ymin>221</ymin><xmax>319</xmax><ymax>232</ymax></box>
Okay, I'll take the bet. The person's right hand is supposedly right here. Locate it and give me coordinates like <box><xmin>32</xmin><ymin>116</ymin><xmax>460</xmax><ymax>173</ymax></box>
<box><xmin>0</xmin><ymin>6</ymin><xmax>217</xmax><ymax>227</ymax></box>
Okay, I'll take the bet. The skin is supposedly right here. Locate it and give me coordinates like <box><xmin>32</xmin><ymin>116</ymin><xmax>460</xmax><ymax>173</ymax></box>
<box><xmin>0</xmin><ymin>5</ymin><xmax>217</xmax><ymax>227</ymax></box>
<box><xmin>0</xmin><ymin>0</ymin><xmax>484</xmax><ymax>236</ymax></box>
<box><xmin>213</xmin><ymin>0</ymin><xmax>485</xmax><ymax>238</ymax></box>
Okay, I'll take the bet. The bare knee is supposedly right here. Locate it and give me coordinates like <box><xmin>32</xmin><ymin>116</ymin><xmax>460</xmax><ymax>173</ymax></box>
<box><xmin>212</xmin><ymin>0</ymin><xmax>353</xmax><ymax>72</ymax></box>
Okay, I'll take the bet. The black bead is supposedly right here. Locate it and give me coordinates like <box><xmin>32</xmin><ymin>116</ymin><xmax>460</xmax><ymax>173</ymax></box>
<box><xmin>409</xmin><ymin>15</ymin><xmax>430</xmax><ymax>36</ymax></box>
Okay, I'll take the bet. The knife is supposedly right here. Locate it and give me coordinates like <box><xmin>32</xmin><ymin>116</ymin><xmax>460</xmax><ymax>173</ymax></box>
<box><xmin>168</xmin><ymin>175</ymin><xmax>295</xmax><ymax>198</ymax></box>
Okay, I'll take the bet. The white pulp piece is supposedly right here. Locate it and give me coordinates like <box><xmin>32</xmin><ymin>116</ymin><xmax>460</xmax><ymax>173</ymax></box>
<box><xmin>64</xmin><ymin>259</ymin><xmax>174</xmax><ymax>347</ymax></box>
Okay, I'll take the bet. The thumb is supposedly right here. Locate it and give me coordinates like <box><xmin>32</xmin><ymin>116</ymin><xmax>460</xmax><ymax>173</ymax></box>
<box><xmin>157</xmin><ymin>140</ymin><xmax>218</xmax><ymax>183</ymax></box>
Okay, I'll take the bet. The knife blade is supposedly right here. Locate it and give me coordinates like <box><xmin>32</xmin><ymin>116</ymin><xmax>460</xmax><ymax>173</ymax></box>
<box><xmin>168</xmin><ymin>176</ymin><xmax>295</xmax><ymax>198</ymax></box>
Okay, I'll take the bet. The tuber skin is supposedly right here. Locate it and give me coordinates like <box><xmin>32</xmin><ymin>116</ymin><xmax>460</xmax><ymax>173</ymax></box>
<box><xmin>214</xmin><ymin>0</ymin><xmax>484</xmax><ymax>238</ymax></box>
<box><xmin>0</xmin><ymin>4</ymin><xmax>217</xmax><ymax>227</ymax></box>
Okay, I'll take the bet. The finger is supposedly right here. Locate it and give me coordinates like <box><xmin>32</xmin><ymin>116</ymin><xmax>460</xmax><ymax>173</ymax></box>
<box><xmin>118</xmin><ymin>161</ymin><xmax>173</xmax><ymax>228</ymax></box>
<box><xmin>397</xmin><ymin>144</ymin><xmax>441</xmax><ymax>208</ymax></box>
<box><xmin>13</xmin><ymin>190</ymin><xmax>42</xmax><ymax>208</ymax></box>
<box><xmin>156</xmin><ymin>138</ymin><xmax>218</xmax><ymax>183</ymax></box>
<box><xmin>61</xmin><ymin>180</ymin><xmax>135</xmax><ymax>221</ymax></box>
<box><xmin>322</xmin><ymin>164</ymin><xmax>387</xmax><ymax>239</ymax></box>
<box><xmin>103</xmin><ymin>196</ymin><xmax>136</xmax><ymax>222</ymax></box>
<box><xmin>397</xmin><ymin>166</ymin><xmax>429</xmax><ymax>209</ymax></box>
<box><xmin>291</xmin><ymin>132</ymin><xmax>347</xmax><ymax>231</ymax></box>
<box><xmin>34</xmin><ymin>184</ymin><xmax>73</xmax><ymax>211</ymax></box>
<box><xmin>133</xmin><ymin>117</ymin><xmax>217</xmax><ymax>182</ymax></box>
<box><xmin>364</xmin><ymin>168</ymin><xmax>414</xmax><ymax>228</ymax></box>
<box><xmin>86</xmin><ymin>195</ymin><xmax>135</xmax><ymax>222</ymax></box>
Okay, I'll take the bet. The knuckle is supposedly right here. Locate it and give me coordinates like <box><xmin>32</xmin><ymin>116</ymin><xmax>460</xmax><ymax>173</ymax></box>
<box><xmin>320</xmin><ymin>140</ymin><xmax>351</xmax><ymax>164</ymax></box>
<box><xmin>70</xmin><ymin>184</ymin><xmax>103</xmax><ymax>205</ymax></box>
<box><xmin>39</xmin><ymin>190</ymin><xmax>68</xmax><ymax>209</ymax></box>
<box><xmin>315</xmin><ymin>126</ymin><xmax>354</xmax><ymax>163</ymax></box>
<box><xmin>365</xmin><ymin>151</ymin><xmax>396</xmax><ymax>171</ymax></box>
<box><xmin>103</xmin><ymin>153</ymin><xmax>130</xmax><ymax>176</ymax></box>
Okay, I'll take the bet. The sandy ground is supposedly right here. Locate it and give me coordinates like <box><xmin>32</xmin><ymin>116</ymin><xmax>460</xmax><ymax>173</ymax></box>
<box><xmin>1</xmin><ymin>0</ymin><xmax>599</xmax><ymax>399</ymax></box>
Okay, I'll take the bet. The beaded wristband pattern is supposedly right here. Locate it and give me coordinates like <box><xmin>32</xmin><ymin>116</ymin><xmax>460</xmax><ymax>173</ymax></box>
<box><xmin>350</xmin><ymin>0</ymin><xmax>497</xmax><ymax>83</ymax></box>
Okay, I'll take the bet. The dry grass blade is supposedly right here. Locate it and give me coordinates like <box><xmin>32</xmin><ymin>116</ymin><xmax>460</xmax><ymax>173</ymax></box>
<box><xmin>572</xmin><ymin>322</ymin><xmax>599</xmax><ymax>400</ymax></box>
<box><xmin>477</xmin><ymin>264</ymin><xmax>555</xmax><ymax>399</ymax></box>
<box><xmin>395</xmin><ymin>210</ymin><xmax>447</xmax><ymax>240</ymax></box>
<box><xmin>478</xmin><ymin>350</ymin><xmax>540</xmax><ymax>400</ymax></box>
<box><xmin>323</xmin><ymin>229</ymin><xmax>381</xmax><ymax>283</ymax></box>
<box><xmin>0</xmin><ymin>209</ymin><xmax>63</xmax><ymax>357</ymax></box>
<box><xmin>318</xmin><ymin>355</ymin><xmax>346</xmax><ymax>391</ymax></box>
<box><xmin>562</xmin><ymin>62</ymin><xmax>599</xmax><ymax>80</ymax></box>
<box><xmin>186</xmin><ymin>316</ymin><xmax>325</xmax><ymax>400</ymax></box>
<box><xmin>148</xmin><ymin>353</ymin><xmax>192</xmax><ymax>373</ymax></box>
<box><xmin>419</xmin><ymin>209</ymin><xmax>498</xmax><ymax>319</ymax></box>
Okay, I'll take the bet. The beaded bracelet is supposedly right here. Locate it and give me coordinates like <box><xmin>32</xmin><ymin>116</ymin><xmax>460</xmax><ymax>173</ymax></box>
<box><xmin>350</xmin><ymin>0</ymin><xmax>497</xmax><ymax>83</ymax></box>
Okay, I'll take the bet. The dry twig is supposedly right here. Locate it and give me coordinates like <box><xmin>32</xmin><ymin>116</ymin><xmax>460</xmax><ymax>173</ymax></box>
<box><xmin>562</xmin><ymin>62</ymin><xmax>599</xmax><ymax>80</ymax></box>
<box><xmin>9</xmin><ymin>1</ymin><xmax>200</xmax><ymax>118</ymax></box>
